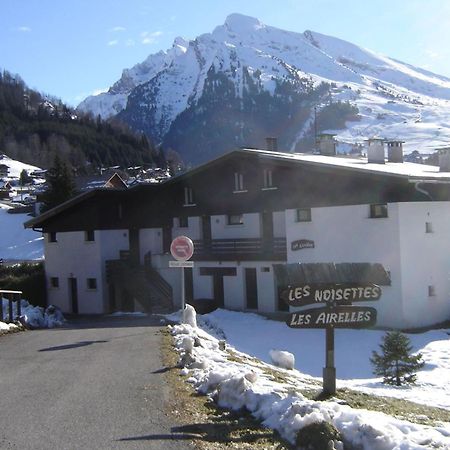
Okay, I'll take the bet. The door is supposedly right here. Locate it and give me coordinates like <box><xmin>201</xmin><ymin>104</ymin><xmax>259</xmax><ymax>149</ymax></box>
<box><xmin>69</xmin><ymin>277</ymin><xmax>78</xmax><ymax>314</ymax></box>
<box><xmin>129</xmin><ymin>228</ymin><xmax>140</xmax><ymax>265</ymax></box>
<box><xmin>261</xmin><ymin>211</ymin><xmax>274</xmax><ymax>252</ymax></box>
<box><xmin>162</xmin><ymin>223</ymin><xmax>172</xmax><ymax>253</ymax></box>
<box><xmin>245</xmin><ymin>268</ymin><xmax>258</xmax><ymax>309</ymax></box>
<box><xmin>184</xmin><ymin>267</ymin><xmax>194</xmax><ymax>303</ymax></box>
<box><xmin>213</xmin><ymin>275</ymin><xmax>225</xmax><ymax>308</ymax></box>
<box><xmin>202</xmin><ymin>215</ymin><xmax>212</xmax><ymax>252</ymax></box>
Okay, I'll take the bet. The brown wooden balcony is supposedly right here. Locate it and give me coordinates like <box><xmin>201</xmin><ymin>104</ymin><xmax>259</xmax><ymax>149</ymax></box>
<box><xmin>191</xmin><ymin>237</ymin><xmax>287</xmax><ymax>261</ymax></box>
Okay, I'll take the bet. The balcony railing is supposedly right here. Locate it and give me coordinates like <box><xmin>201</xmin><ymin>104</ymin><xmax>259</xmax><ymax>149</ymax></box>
<box><xmin>192</xmin><ymin>237</ymin><xmax>286</xmax><ymax>261</ymax></box>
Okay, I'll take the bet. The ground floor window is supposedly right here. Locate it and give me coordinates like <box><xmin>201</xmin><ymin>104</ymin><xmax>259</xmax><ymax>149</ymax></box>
<box><xmin>87</xmin><ymin>278</ymin><xmax>97</xmax><ymax>290</ymax></box>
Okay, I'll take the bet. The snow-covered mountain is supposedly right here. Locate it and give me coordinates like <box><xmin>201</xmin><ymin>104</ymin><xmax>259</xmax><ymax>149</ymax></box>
<box><xmin>78</xmin><ymin>13</ymin><xmax>450</xmax><ymax>164</ymax></box>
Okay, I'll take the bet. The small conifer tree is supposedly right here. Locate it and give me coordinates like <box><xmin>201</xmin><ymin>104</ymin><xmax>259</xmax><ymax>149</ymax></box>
<box><xmin>370</xmin><ymin>331</ymin><xmax>424</xmax><ymax>386</ymax></box>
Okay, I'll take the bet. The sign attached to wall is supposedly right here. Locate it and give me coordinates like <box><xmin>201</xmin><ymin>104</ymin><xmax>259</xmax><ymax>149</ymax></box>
<box><xmin>169</xmin><ymin>260</ymin><xmax>194</xmax><ymax>268</ymax></box>
<box><xmin>281</xmin><ymin>283</ymin><xmax>382</xmax><ymax>307</ymax></box>
<box><xmin>291</xmin><ymin>239</ymin><xmax>315</xmax><ymax>251</ymax></box>
<box><xmin>287</xmin><ymin>306</ymin><xmax>377</xmax><ymax>329</ymax></box>
<box><xmin>170</xmin><ymin>235</ymin><xmax>194</xmax><ymax>261</ymax></box>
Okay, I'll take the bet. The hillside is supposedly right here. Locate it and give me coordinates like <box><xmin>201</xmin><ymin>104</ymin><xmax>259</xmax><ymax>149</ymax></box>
<box><xmin>0</xmin><ymin>70</ymin><xmax>164</xmax><ymax>172</ymax></box>
<box><xmin>79</xmin><ymin>13</ymin><xmax>450</xmax><ymax>165</ymax></box>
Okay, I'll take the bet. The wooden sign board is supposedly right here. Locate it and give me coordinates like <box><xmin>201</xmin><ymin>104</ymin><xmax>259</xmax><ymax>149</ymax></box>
<box><xmin>287</xmin><ymin>306</ymin><xmax>377</xmax><ymax>329</ymax></box>
<box><xmin>281</xmin><ymin>283</ymin><xmax>381</xmax><ymax>307</ymax></box>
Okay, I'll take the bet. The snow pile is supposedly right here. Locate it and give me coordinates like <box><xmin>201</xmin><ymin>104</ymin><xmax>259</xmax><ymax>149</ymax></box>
<box><xmin>170</xmin><ymin>318</ymin><xmax>450</xmax><ymax>448</ymax></box>
<box><xmin>1</xmin><ymin>298</ymin><xmax>65</xmax><ymax>329</ymax></box>
<box><xmin>269</xmin><ymin>349</ymin><xmax>295</xmax><ymax>370</ymax></box>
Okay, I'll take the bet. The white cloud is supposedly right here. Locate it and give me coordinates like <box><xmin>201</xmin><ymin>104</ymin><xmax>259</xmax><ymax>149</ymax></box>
<box><xmin>110</xmin><ymin>26</ymin><xmax>126</xmax><ymax>32</ymax></box>
<box><xmin>73</xmin><ymin>88</ymin><xmax>108</xmax><ymax>103</ymax></box>
<box><xmin>125</xmin><ymin>39</ymin><xmax>135</xmax><ymax>47</ymax></box>
<box><xmin>107</xmin><ymin>40</ymin><xmax>119</xmax><ymax>46</ymax></box>
<box><xmin>17</xmin><ymin>26</ymin><xmax>31</xmax><ymax>32</ymax></box>
<box><xmin>140</xmin><ymin>30</ymin><xmax>163</xmax><ymax>45</ymax></box>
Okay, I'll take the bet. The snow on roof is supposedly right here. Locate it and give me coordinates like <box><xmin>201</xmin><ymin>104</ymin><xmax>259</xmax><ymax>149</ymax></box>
<box><xmin>240</xmin><ymin>148</ymin><xmax>450</xmax><ymax>180</ymax></box>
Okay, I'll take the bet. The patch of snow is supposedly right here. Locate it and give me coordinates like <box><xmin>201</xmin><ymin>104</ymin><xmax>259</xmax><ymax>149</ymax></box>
<box><xmin>169</xmin><ymin>313</ymin><xmax>450</xmax><ymax>449</ymax></box>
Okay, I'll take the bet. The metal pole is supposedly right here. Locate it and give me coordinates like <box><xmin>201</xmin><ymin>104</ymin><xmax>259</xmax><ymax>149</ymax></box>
<box><xmin>181</xmin><ymin>266</ymin><xmax>185</xmax><ymax>311</ymax></box>
<box><xmin>323</xmin><ymin>325</ymin><xmax>336</xmax><ymax>394</ymax></box>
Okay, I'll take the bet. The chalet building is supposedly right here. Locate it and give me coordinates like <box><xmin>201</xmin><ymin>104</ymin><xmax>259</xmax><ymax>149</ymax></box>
<box><xmin>25</xmin><ymin>141</ymin><xmax>450</xmax><ymax>329</ymax></box>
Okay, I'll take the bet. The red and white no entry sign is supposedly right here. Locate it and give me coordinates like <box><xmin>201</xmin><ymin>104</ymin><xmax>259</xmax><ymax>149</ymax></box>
<box><xmin>170</xmin><ymin>235</ymin><xmax>194</xmax><ymax>261</ymax></box>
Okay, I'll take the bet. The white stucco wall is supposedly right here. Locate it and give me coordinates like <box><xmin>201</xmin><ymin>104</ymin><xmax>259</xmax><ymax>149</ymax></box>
<box><xmin>172</xmin><ymin>216</ymin><xmax>202</xmax><ymax>241</ymax></box>
<box><xmin>398</xmin><ymin>202</ymin><xmax>450</xmax><ymax>328</ymax></box>
<box><xmin>46</xmin><ymin>229</ymin><xmax>129</xmax><ymax>314</ymax></box>
<box><xmin>211</xmin><ymin>213</ymin><xmax>261</xmax><ymax>239</ymax></box>
<box><xmin>139</xmin><ymin>228</ymin><xmax>163</xmax><ymax>262</ymax></box>
<box><xmin>285</xmin><ymin>204</ymin><xmax>403</xmax><ymax>328</ymax></box>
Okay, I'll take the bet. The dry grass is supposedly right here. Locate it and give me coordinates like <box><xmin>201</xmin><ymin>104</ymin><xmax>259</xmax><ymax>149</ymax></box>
<box><xmin>160</xmin><ymin>328</ymin><xmax>294</xmax><ymax>449</ymax></box>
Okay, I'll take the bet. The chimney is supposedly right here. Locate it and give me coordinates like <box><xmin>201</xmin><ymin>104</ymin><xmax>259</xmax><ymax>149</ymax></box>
<box><xmin>265</xmin><ymin>137</ymin><xmax>278</xmax><ymax>152</ymax></box>
<box><xmin>367</xmin><ymin>138</ymin><xmax>385</xmax><ymax>164</ymax></box>
<box><xmin>317</xmin><ymin>133</ymin><xmax>336</xmax><ymax>156</ymax></box>
<box><xmin>439</xmin><ymin>147</ymin><xmax>450</xmax><ymax>172</ymax></box>
<box><xmin>386</xmin><ymin>141</ymin><xmax>404</xmax><ymax>163</ymax></box>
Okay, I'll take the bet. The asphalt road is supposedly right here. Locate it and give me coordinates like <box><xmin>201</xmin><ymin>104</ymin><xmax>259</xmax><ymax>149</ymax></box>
<box><xmin>0</xmin><ymin>315</ymin><xmax>195</xmax><ymax>450</ymax></box>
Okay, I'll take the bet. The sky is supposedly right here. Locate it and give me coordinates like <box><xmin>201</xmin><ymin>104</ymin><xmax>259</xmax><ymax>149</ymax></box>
<box><xmin>2</xmin><ymin>0</ymin><xmax>450</xmax><ymax>107</ymax></box>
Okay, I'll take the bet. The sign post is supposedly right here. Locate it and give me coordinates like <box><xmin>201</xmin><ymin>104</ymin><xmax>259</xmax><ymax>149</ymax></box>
<box><xmin>170</xmin><ymin>236</ymin><xmax>194</xmax><ymax>310</ymax></box>
<box><xmin>275</xmin><ymin>262</ymin><xmax>389</xmax><ymax>395</ymax></box>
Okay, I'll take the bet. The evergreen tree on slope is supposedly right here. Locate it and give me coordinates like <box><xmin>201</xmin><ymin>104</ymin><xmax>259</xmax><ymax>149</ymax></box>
<box><xmin>371</xmin><ymin>330</ymin><xmax>424</xmax><ymax>386</ymax></box>
<box><xmin>40</xmin><ymin>155</ymin><xmax>76</xmax><ymax>212</ymax></box>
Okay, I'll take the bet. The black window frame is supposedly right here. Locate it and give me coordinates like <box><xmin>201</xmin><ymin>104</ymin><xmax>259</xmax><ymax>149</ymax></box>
<box><xmin>178</xmin><ymin>216</ymin><xmax>188</xmax><ymax>228</ymax></box>
<box><xmin>296</xmin><ymin>208</ymin><xmax>312</xmax><ymax>223</ymax></box>
<box><xmin>50</xmin><ymin>277</ymin><xmax>59</xmax><ymax>288</ymax></box>
<box><xmin>227</xmin><ymin>214</ymin><xmax>244</xmax><ymax>225</ymax></box>
<box><xmin>48</xmin><ymin>232</ymin><xmax>57</xmax><ymax>243</ymax></box>
<box><xmin>184</xmin><ymin>186</ymin><xmax>195</xmax><ymax>205</ymax></box>
<box><xmin>370</xmin><ymin>203</ymin><xmax>388</xmax><ymax>219</ymax></box>
<box><xmin>87</xmin><ymin>278</ymin><xmax>97</xmax><ymax>290</ymax></box>
<box><xmin>85</xmin><ymin>230</ymin><xmax>95</xmax><ymax>242</ymax></box>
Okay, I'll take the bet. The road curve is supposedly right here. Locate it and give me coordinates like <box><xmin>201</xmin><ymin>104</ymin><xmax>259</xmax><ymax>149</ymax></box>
<box><xmin>0</xmin><ymin>315</ymin><xmax>195</xmax><ymax>450</ymax></box>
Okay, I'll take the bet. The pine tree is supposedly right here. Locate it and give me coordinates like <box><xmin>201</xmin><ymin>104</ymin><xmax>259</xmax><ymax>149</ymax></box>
<box><xmin>40</xmin><ymin>155</ymin><xmax>76</xmax><ymax>212</ymax></box>
<box><xmin>370</xmin><ymin>331</ymin><xmax>424</xmax><ymax>386</ymax></box>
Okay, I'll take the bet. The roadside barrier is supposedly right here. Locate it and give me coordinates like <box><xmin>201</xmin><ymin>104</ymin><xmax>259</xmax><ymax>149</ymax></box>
<box><xmin>0</xmin><ymin>290</ymin><xmax>23</xmax><ymax>323</ymax></box>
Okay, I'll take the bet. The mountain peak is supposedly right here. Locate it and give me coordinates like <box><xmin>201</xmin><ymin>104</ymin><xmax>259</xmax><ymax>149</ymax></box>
<box><xmin>224</xmin><ymin>13</ymin><xmax>264</xmax><ymax>33</ymax></box>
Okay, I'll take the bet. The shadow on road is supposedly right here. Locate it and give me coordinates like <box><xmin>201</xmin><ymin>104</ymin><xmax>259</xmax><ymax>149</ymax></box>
<box><xmin>38</xmin><ymin>340</ymin><xmax>109</xmax><ymax>351</ymax></box>
<box><xmin>60</xmin><ymin>314</ymin><xmax>166</xmax><ymax>330</ymax></box>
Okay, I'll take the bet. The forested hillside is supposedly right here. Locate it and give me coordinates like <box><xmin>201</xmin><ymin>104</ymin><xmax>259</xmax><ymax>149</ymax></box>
<box><xmin>0</xmin><ymin>70</ymin><xmax>164</xmax><ymax>173</ymax></box>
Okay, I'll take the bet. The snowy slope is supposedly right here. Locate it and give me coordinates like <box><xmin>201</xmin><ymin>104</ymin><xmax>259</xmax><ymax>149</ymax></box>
<box><xmin>78</xmin><ymin>13</ymin><xmax>450</xmax><ymax>156</ymax></box>
<box><xmin>170</xmin><ymin>309</ymin><xmax>450</xmax><ymax>448</ymax></box>
<box><xmin>0</xmin><ymin>204</ymin><xmax>44</xmax><ymax>260</ymax></box>
<box><xmin>0</xmin><ymin>155</ymin><xmax>41</xmax><ymax>179</ymax></box>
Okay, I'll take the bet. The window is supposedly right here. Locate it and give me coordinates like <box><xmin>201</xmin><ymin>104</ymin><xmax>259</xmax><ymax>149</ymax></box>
<box><xmin>233</xmin><ymin>172</ymin><xmax>245</xmax><ymax>192</ymax></box>
<box><xmin>178</xmin><ymin>216</ymin><xmax>188</xmax><ymax>228</ymax></box>
<box><xmin>262</xmin><ymin>169</ymin><xmax>276</xmax><ymax>189</ymax></box>
<box><xmin>426</xmin><ymin>222</ymin><xmax>433</xmax><ymax>233</ymax></box>
<box><xmin>184</xmin><ymin>187</ymin><xmax>195</xmax><ymax>205</ymax></box>
<box><xmin>87</xmin><ymin>278</ymin><xmax>97</xmax><ymax>290</ymax></box>
<box><xmin>428</xmin><ymin>285</ymin><xmax>436</xmax><ymax>297</ymax></box>
<box><xmin>48</xmin><ymin>232</ymin><xmax>57</xmax><ymax>243</ymax></box>
<box><xmin>85</xmin><ymin>230</ymin><xmax>95</xmax><ymax>241</ymax></box>
<box><xmin>296</xmin><ymin>208</ymin><xmax>311</xmax><ymax>222</ymax></box>
<box><xmin>370</xmin><ymin>203</ymin><xmax>388</xmax><ymax>218</ymax></box>
<box><xmin>227</xmin><ymin>214</ymin><xmax>244</xmax><ymax>225</ymax></box>
<box><xmin>50</xmin><ymin>277</ymin><xmax>59</xmax><ymax>288</ymax></box>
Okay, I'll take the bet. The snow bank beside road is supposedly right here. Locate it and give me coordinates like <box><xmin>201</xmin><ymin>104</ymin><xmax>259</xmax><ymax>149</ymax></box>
<box><xmin>1</xmin><ymin>298</ymin><xmax>65</xmax><ymax>329</ymax></box>
<box><xmin>170</xmin><ymin>320</ymin><xmax>450</xmax><ymax>449</ymax></box>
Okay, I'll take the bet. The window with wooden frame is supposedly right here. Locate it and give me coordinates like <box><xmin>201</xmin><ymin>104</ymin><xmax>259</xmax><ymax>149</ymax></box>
<box><xmin>184</xmin><ymin>187</ymin><xmax>195</xmax><ymax>206</ymax></box>
<box><xmin>370</xmin><ymin>203</ymin><xmax>388</xmax><ymax>219</ymax></box>
<box><xmin>262</xmin><ymin>168</ymin><xmax>276</xmax><ymax>189</ymax></box>
<box><xmin>296</xmin><ymin>208</ymin><xmax>312</xmax><ymax>222</ymax></box>
<box><xmin>233</xmin><ymin>172</ymin><xmax>246</xmax><ymax>192</ymax></box>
